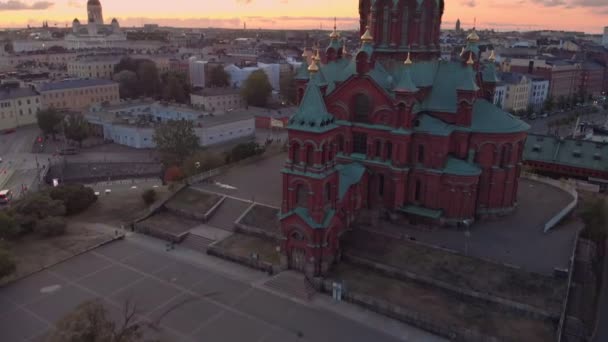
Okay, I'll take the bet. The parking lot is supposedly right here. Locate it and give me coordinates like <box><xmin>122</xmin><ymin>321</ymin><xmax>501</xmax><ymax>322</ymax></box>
<box><xmin>0</xmin><ymin>239</ymin><xmax>414</xmax><ymax>342</ymax></box>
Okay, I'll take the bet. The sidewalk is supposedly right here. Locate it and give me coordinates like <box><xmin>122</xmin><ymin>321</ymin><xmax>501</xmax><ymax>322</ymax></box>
<box><xmin>125</xmin><ymin>233</ymin><xmax>446</xmax><ymax>342</ymax></box>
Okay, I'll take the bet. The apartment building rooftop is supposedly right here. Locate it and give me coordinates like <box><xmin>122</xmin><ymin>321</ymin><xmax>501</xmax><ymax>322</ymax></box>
<box><xmin>38</xmin><ymin>78</ymin><xmax>116</xmax><ymax>92</ymax></box>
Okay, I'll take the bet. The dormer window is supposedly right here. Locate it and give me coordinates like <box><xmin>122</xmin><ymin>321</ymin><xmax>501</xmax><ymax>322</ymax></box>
<box><xmin>532</xmin><ymin>144</ymin><xmax>541</xmax><ymax>152</ymax></box>
<box><xmin>593</xmin><ymin>153</ymin><xmax>601</xmax><ymax>161</ymax></box>
<box><xmin>572</xmin><ymin>150</ymin><xmax>581</xmax><ymax>158</ymax></box>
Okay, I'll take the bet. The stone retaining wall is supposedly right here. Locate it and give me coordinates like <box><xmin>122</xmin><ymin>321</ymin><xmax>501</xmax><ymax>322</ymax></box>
<box><xmin>317</xmin><ymin>279</ymin><xmax>500</xmax><ymax>342</ymax></box>
<box><xmin>207</xmin><ymin>243</ymin><xmax>280</xmax><ymax>274</ymax></box>
<box><xmin>343</xmin><ymin>253</ymin><xmax>557</xmax><ymax>320</ymax></box>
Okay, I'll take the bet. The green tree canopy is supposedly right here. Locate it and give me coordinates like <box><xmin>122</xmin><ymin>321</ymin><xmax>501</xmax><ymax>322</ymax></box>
<box><xmin>241</xmin><ymin>70</ymin><xmax>272</xmax><ymax>107</ymax></box>
<box><xmin>0</xmin><ymin>212</ymin><xmax>19</xmax><ymax>240</ymax></box>
<box><xmin>113</xmin><ymin>70</ymin><xmax>138</xmax><ymax>99</ymax></box>
<box><xmin>153</xmin><ymin>120</ymin><xmax>200</xmax><ymax>164</ymax></box>
<box><xmin>543</xmin><ymin>96</ymin><xmax>554</xmax><ymax>112</ymax></box>
<box><xmin>161</xmin><ymin>71</ymin><xmax>190</xmax><ymax>104</ymax></box>
<box><xmin>0</xmin><ymin>247</ymin><xmax>16</xmax><ymax>280</ymax></box>
<box><xmin>280</xmin><ymin>71</ymin><xmax>297</xmax><ymax>105</ymax></box>
<box><xmin>63</xmin><ymin>114</ymin><xmax>89</xmax><ymax>147</ymax></box>
<box><xmin>49</xmin><ymin>184</ymin><xmax>97</xmax><ymax>215</ymax></box>
<box><xmin>37</xmin><ymin>108</ymin><xmax>63</xmax><ymax>140</ymax></box>
<box><xmin>209</xmin><ymin>65</ymin><xmax>230</xmax><ymax>88</ymax></box>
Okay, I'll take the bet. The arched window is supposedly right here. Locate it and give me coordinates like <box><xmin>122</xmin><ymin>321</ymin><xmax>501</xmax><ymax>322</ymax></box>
<box><xmin>325</xmin><ymin>182</ymin><xmax>332</xmax><ymax>203</ymax></box>
<box><xmin>386</xmin><ymin>141</ymin><xmax>393</xmax><ymax>162</ymax></box>
<box><xmin>501</xmin><ymin>145</ymin><xmax>512</xmax><ymax>167</ymax></box>
<box><xmin>382</xmin><ymin>4</ymin><xmax>390</xmax><ymax>45</ymax></box>
<box><xmin>353</xmin><ymin>94</ymin><xmax>372</xmax><ymax>123</ymax></box>
<box><xmin>292</xmin><ymin>143</ymin><xmax>300</xmax><ymax>164</ymax></box>
<box><xmin>401</xmin><ymin>4</ymin><xmax>410</xmax><ymax>47</ymax></box>
<box><xmin>321</xmin><ymin>145</ymin><xmax>327</xmax><ymax>165</ymax></box>
<box><xmin>306</xmin><ymin>145</ymin><xmax>314</xmax><ymax>166</ymax></box>
<box><xmin>337</xmin><ymin>135</ymin><xmax>345</xmax><ymax>152</ymax></box>
<box><xmin>296</xmin><ymin>184</ymin><xmax>308</xmax><ymax>207</ymax></box>
<box><xmin>417</xmin><ymin>145</ymin><xmax>425</xmax><ymax>164</ymax></box>
<box><xmin>414</xmin><ymin>180</ymin><xmax>422</xmax><ymax>202</ymax></box>
<box><xmin>378</xmin><ymin>174</ymin><xmax>385</xmax><ymax>197</ymax></box>
<box><xmin>375</xmin><ymin>140</ymin><xmax>382</xmax><ymax>158</ymax></box>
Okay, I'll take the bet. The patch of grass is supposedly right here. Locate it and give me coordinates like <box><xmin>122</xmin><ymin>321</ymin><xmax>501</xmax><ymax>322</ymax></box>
<box><xmin>344</xmin><ymin>230</ymin><xmax>566</xmax><ymax>314</ymax></box>
<box><xmin>239</xmin><ymin>205</ymin><xmax>279</xmax><ymax>232</ymax></box>
<box><xmin>166</xmin><ymin>188</ymin><xmax>221</xmax><ymax>214</ymax></box>
<box><xmin>331</xmin><ymin>262</ymin><xmax>556</xmax><ymax>342</ymax></box>
<box><xmin>216</xmin><ymin>234</ymin><xmax>281</xmax><ymax>265</ymax></box>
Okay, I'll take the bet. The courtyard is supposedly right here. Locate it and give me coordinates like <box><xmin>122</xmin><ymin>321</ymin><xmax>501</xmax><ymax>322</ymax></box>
<box><xmin>194</xmin><ymin>152</ymin><xmax>579</xmax><ymax>274</ymax></box>
<box><xmin>0</xmin><ymin>238</ymin><xmax>426</xmax><ymax>342</ymax></box>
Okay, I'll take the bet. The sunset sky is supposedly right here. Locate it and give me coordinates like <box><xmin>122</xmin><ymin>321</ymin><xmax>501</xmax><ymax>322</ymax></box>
<box><xmin>0</xmin><ymin>0</ymin><xmax>606</xmax><ymax>33</ymax></box>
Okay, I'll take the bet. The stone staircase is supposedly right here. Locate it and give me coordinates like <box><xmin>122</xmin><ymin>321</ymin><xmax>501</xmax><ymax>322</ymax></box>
<box><xmin>180</xmin><ymin>233</ymin><xmax>215</xmax><ymax>253</ymax></box>
<box><xmin>263</xmin><ymin>271</ymin><xmax>316</xmax><ymax>301</ymax></box>
<box><xmin>206</xmin><ymin>198</ymin><xmax>251</xmax><ymax>231</ymax></box>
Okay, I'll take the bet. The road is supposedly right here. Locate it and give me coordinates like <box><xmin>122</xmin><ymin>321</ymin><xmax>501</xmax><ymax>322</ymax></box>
<box><xmin>0</xmin><ymin>125</ymin><xmax>50</xmax><ymax>199</ymax></box>
<box><xmin>592</xmin><ymin>240</ymin><xmax>608</xmax><ymax>342</ymax></box>
<box><xmin>526</xmin><ymin>107</ymin><xmax>608</xmax><ymax>136</ymax></box>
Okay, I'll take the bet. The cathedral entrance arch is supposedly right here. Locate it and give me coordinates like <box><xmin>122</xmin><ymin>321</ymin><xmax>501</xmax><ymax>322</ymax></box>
<box><xmin>290</xmin><ymin>248</ymin><xmax>307</xmax><ymax>272</ymax></box>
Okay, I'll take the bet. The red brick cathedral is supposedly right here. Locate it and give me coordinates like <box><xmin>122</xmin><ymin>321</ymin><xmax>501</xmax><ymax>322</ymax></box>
<box><xmin>279</xmin><ymin>0</ymin><xmax>530</xmax><ymax>276</ymax></box>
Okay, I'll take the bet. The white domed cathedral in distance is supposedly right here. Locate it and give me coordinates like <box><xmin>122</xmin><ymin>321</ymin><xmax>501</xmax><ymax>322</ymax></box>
<box><xmin>65</xmin><ymin>0</ymin><xmax>126</xmax><ymax>49</ymax></box>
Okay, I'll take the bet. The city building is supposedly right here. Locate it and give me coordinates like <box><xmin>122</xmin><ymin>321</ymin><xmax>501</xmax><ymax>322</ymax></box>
<box><xmin>504</xmin><ymin>58</ymin><xmax>580</xmax><ymax>100</ymax></box>
<box><xmin>279</xmin><ymin>0</ymin><xmax>529</xmax><ymax>276</ymax></box>
<box><xmin>603</xmin><ymin>27</ymin><xmax>608</xmax><ymax>47</ymax></box>
<box><xmin>64</xmin><ymin>0</ymin><xmax>127</xmax><ymax>49</ymax></box>
<box><xmin>580</xmin><ymin>62</ymin><xmax>605</xmax><ymax>98</ymax></box>
<box><xmin>524</xmin><ymin>134</ymin><xmax>608</xmax><ymax>184</ymax></box>
<box><xmin>0</xmin><ymin>51</ymin><xmax>79</xmax><ymax>69</ymax></box>
<box><xmin>188</xmin><ymin>57</ymin><xmax>207</xmax><ymax>88</ymax></box>
<box><xmin>502</xmin><ymin>73</ymin><xmax>531</xmax><ymax>112</ymax></box>
<box><xmin>0</xmin><ymin>86</ymin><xmax>41</xmax><ymax>132</ymax></box>
<box><xmin>190</xmin><ymin>88</ymin><xmax>245</xmax><ymax>114</ymax></box>
<box><xmin>38</xmin><ymin>79</ymin><xmax>119</xmax><ymax>110</ymax></box>
<box><xmin>494</xmin><ymin>82</ymin><xmax>507</xmax><ymax>109</ymax></box>
<box><xmin>85</xmin><ymin>101</ymin><xmax>255</xmax><ymax>148</ymax></box>
<box><xmin>224</xmin><ymin>63</ymin><xmax>280</xmax><ymax>90</ymax></box>
<box><xmin>67</xmin><ymin>57</ymin><xmax>121</xmax><ymax>79</ymax></box>
<box><xmin>529</xmin><ymin>76</ymin><xmax>549</xmax><ymax>112</ymax></box>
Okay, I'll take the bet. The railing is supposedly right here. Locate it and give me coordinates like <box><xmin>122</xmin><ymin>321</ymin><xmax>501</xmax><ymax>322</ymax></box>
<box><xmin>523</xmin><ymin>172</ymin><xmax>578</xmax><ymax>233</ymax></box>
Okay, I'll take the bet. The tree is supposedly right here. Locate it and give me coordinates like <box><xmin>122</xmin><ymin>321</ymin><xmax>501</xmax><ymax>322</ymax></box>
<box><xmin>37</xmin><ymin>108</ymin><xmax>63</xmax><ymax>140</ymax></box>
<box><xmin>137</xmin><ymin>61</ymin><xmax>161</xmax><ymax>98</ymax></box>
<box><xmin>49</xmin><ymin>300</ymin><xmax>143</xmax><ymax>342</ymax></box>
<box><xmin>0</xmin><ymin>212</ymin><xmax>20</xmax><ymax>240</ymax></box>
<box><xmin>241</xmin><ymin>70</ymin><xmax>272</xmax><ymax>107</ymax></box>
<box><xmin>208</xmin><ymin>65</ymin><xmax>230</xmax><ymax>88</ymax></box>
<box><xmin>64</xmin><ymin>113</ymin><xmax>89</xmax><ymax>147</ymax></box>
<box><xmin>557</xmin><ymin>96</ymin><xmax>567</xmax><ymax>110</ymax></box>
<box><xmin>113</xmin><ymin>70</ymin><xmax>138</xmax><ymax>99</ymax></box>
<box><xmin>35</xmin><ymin>216</ymin><xmax>67</xmax><ymax>237</ymax></box>
<box><xmin>161</xmin><ymin>72</ymin><xmax>190</xmax><ymax>104</ymax></box>
<box><xmin>182</xmin><ymin>151</ymin><xmax>223</xmax><ymax>178</ymax></box>
<box><xmin>280</xmin><ymin>71</ymin><xmax>297</xmax><ymax>105</ymax></box>
<box><xmin>163</xmin><ymin>166</ymin><xmax>184</xmax><ymax>183</ymax></box>
<box><xmin>49</xmin><ymin>184</ymin><xmax>97</xmax><ymax>215</ymax></box>
<box><xmin>153</xmin><ymin>120</ymin><xmax>200</xmax><ymax>164</ymax></box>
<box><xmin>225</xmin><ymin>142</ymin><xmax>265</xmax><ymax>164</ymax></box>
<box><xmin>141</xmin><ymin>189</ymin><xmax>157</xmax><ymax>206</ymax></box>
<box><xmin>0</xmin><ymin>247</ymin><xmax>16</xmax><ymax>280</ymax></box>
<box><xmin>543</xmin><ymin>96</ymin><xmax>554</xmax><ymax>112</ymax></box>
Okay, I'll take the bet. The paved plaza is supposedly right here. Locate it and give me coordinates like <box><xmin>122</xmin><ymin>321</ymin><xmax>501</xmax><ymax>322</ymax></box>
<box><xmin>0</xmin><ymin>237</ymin><xmax>440</xmax><ymax>342</ymax></box>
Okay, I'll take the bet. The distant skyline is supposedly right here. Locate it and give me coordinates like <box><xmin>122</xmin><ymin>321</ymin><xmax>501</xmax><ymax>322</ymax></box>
<box><xmin>0</xmin><ymin>0</ymin><xmax>606</xmax><ymax>33</ymax></box>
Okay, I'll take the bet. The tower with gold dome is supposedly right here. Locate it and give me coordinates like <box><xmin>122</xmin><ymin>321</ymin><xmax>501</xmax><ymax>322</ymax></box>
<box><xmin>65</xmin><ymin>0</ymin><xmax>125</xmax><ymax>49</ymax></box>
<box><xmin>279</xmin><ymin>0</ymin><xmax>529</xmax><ymax>277</ymax></box>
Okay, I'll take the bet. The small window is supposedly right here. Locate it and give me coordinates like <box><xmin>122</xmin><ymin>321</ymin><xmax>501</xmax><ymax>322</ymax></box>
<box><xmin>572</xmin><ymin>150</ymin><xmax>581</xmax><ymax>158</ymax></box>
<box><xmin>593</xmin><ymin>153</ymin><xmax>601</xmax><ymax>161</ymax></box>
<box><xmin>353</xmin><ymin>94</ymin><xmax>372</xmax><ymax>123</ymax></box>
<box><xmin>532</xmin><ymin>144</ymin><xmax>541</xmax><ymax>152</ymax></box>
<box><xmin>353</xmin><ymin>133</ymin><xmax>368</xmax><ymax>154</ymax></box>
<box><xmin>417</xmin><ymin>145</ymin><xmax>425</xmax><ymax>164</ymax></box>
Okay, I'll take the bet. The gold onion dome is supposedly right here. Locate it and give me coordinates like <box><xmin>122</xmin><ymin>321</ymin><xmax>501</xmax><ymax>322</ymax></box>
<box><xmin>308</xmin><ymin>59</ymin><xmax>319</xmax><ymax>73</ymax></box>
<box><xmin>404</xmin><ymin>52</ymin><xmax>413</xmax><ymax>65</ymax></box>
<box><xmin>489</xmin><ymin>50</ymin><xmax>496</xmax><ymax>62</ymax></box>
<box><xmin>313</xmin><ymin>49</ymin><xmax>321</xmax><ymax>62</ymax></box>
<box><xmin>467</xmin><ymin>52</ymin><xmax>475</xmax><ymax>65</ymax></box>
<box><xmin>467</xmin><ymin>29</ymin><xmax>480</xmax><ymax>42</ymax></box>
<box><xmin>361</xmin><ymin>26</ymin><xmax>373</xmax><ymax>43</ymax></box>
<box><xmin>342</xmin><ymin>44</ymin><xmax>348</xmax><ymax>55</ymax></box>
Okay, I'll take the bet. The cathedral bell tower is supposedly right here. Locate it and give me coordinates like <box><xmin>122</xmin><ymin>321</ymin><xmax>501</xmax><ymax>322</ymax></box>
<box><xmin>87</xmin><ymin>0</ymin><xmax>104</xmax><ymax>25</ymax></box>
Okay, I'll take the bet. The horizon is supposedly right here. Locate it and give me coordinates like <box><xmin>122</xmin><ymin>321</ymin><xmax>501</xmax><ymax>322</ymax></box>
<box><xmin>0</xmin><ymin>0</ymin><xmax>606</xmax><ymax>34</ymax></box>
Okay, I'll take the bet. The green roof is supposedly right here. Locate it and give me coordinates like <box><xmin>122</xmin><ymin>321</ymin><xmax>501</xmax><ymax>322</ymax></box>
<box><xmin>394</xmin><ymin>66</ymin><xmax>418</xmax><ymax>93</ymax></box>
<box><xmin>419</xmin><ymin>61</ymin><xmax>475</xmax><ymax>113</ymax></box>
<box><xmin>524</xmin><ymin>134</ymin><xmax>608</xmax><ymax>172</ymax></box>
<box><xmin>458</xmin><ymin>65</ymin><xmax>480</xmax><ymax>92</ymax></box>
<box><xmin>336</xmin><ymin>163</ymin><xmax>366</xmax><ymax>199</ymax></box>
<box><xmin>482</xmin><ymin>62</ymin><xmax>499</xmax><ymax>83</ymax></box>
<box><xmin>444</xmin><ymin>157</ymin><xmax>482</xmax><ymax>176</ymax></box>
<box><xmin>414</xmin><ymin>114</ymin><xmax>454</xmax><ymax>136</ymax></box>
<box><xmin>399</xmin><ymin>205</ymin><xmax>443</xmax><ymax>219</ymax></box>
<box><xmin>288</xmin><ymin>82</ymin><xmax>337</xmax><ymax>133</ymax></box>
<box><xmin>280</xmin><ymin>207</ymin><xmax>336</xmax><ymax>229</ymax></box>
<box><xmin>295</xmin><ymin>61</ymin><xmax>309</xmax><ymax>80</ymax></box>
<box><xmin>470</xmin><ymin>99</ymin><xmax>530</xmax><ymax>133</ymax></box>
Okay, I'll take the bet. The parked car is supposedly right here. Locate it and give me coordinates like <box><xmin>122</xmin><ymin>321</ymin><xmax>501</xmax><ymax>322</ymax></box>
<box><xmin>0</xmin><ymin>189</ymin><xmax>13</xmax><ymax>205</ymax></box>
<box><xmin>59</xmin><ymin>147</ymin><xmax>78</xmax><ymax>155</ymax></box>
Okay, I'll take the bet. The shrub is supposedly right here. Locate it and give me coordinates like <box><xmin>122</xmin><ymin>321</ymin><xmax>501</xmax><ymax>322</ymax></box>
<box><xmin>142</xmin><ymin>189</ymin><xmax>157</xmax><ymax>206</ymax></box>
<box><xmin>0</xmin><ymin>247</ymin><xmax>16</xmax><ymax>279</ymax></box>
<box><xmin>49</xmin><ymin>184</ymin><xmax>97</xmax><ymax>215</ymax></box>
<box><xmin>0</xmin><ymin>212</ymin><xmax>20</xmax><ymax>240</ymax></box>
<box><xmin>14</xmin><ymin>193</ymin><xmax>65</xmax><ymax>226</ymax></box>
<box><xmin>35</xmin><ymin>216</ymin><xmax>67</xmax><ymax>237</ymax></box>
